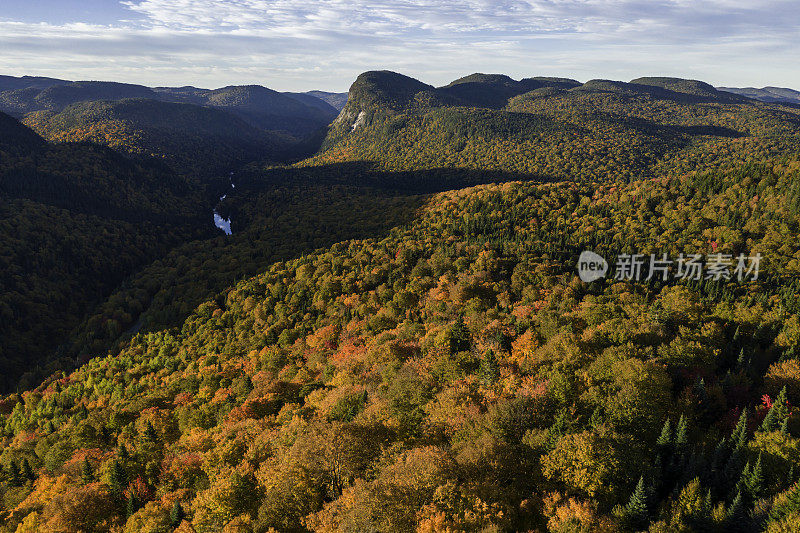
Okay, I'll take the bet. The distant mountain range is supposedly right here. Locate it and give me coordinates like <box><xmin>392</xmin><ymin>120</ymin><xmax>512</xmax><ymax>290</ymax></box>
<box><xmin>302</xmin><ymin>90</ymin><xmax>349</xmax><ymax>111</ymax></box>
<box><xmin>717</xmin><ymin>85</ymin><xmax>800</xmax><ymax>104</ymax></box>
<box><xmin>0</xmin><ymin>74</ymin><xmax>348</xmax><ymax>139</ymax></box>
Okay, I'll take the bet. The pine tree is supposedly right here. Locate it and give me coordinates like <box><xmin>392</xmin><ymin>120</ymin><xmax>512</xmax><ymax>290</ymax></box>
<box><xmin>694</xmin><ymin>377</ymin><xmax>707</xmax><ymax>402</ymax></box>
<box><xmin>479</xmin><ymin>349</ymin><xmax>500</xmax><ymax>385</ymax></box>
<box><xmin>448</xmin><ymin>315</ymin><xmax>471</xmax><ymax>353</ymax></box>
<box><xmin>126</xmin><ymin>493</ymin><xmax>138</xmax><ymax>518</ymax></box>
<box><xmin>726</xmin><ymin>490</ymin><xmax>745</xmax><ymax>524</ymax></box>
<box><xmin>144</xmin><ymin>421</ymin><xmax>158</xmax><ymax>444</ymax></box>
<box><xmin>81</xmin><ymin>457</ymin><xmax>94</xmax><ymax>483</ymax></box>
<box><xmin>589</xmin><ymin>406</ymin><xmax>604</xmax><ymax>428</ymax></box>
<box><xmin>625</xmin><ymin>476</ymin><xmax>649</xmax><ymax>528</ymax></box>
<box><xmin>109</xmin><ymin>459</ymin><xmax>127</xmax><ymax>494</ymax></box>
<box><xmin>21</xmin><ymin>458</ymin><xmax>34</xmax><ymax>481</ymax></box>
<box><xmin>737</xmin><ymin>348</ymin><xmax>746</xmax><ymax>369</ymax></box>
<box><xmin>731</xmin><ymin>408</ymin><xmax>749</xmax><ymax>451</ymax></box>
<box><xmin>737</xmin><ymin>461</ymin><xmax>751</xmax><ymax>496</ymax></box>
<box><xmin>170</xmin><ymin>501</ymin><xmax>185</xmax><ymax>527</ymax></box>
<box><xmin>744</xmin><ymin>453</ymin><xmax>763</xmax><ymax>500</ymax></box>
<box><xmin>769</xmin><ymin>482</ymin><xmax>800</xmax><ymax>523</ymax></box>
<box><xmin>761</xmin><ymin>386</ymin><xmax>790</xmax><ymax>433</ymax></box>
<box><xmin>675</xmin><ymin>415</ymin><xmax>689</xmax><ymax>450</ymax></box>
<box><xmin>657</xmin><ymin>418</ymin><xmax>672</xmax><ymax>448</ymax></box>
<box><xmin>8</xmin><ymin>460</ymin><xmax>21</xmax><ymax>486</ymax></box>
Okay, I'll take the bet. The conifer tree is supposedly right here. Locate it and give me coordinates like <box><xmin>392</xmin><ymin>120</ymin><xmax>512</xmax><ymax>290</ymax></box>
<box><xmin>479</xmin><ymin>349</ymin><xmax>500</xmax><ymax>385</ymax></box>
<box><xmin>126</xmin><ymin>493</ymin><xmax>138</xmax><ymax>518</ymax></box>
<box><xmin>768</xmin><ymin>482</ymin><xmax>800</xmax><ymax>523</ymax></box>
<box><xmin>675</xmin><ymin>415</ymin><xmax>689</xmax><ymax>450</ymax></box>
<box><xmin>694</xmin><ymin>377</ymin><xmax>707</xmax><ymax>402</ymax></box>
<box><xmin>144</xmin><ymin>421</ymin><xmax>158</xmax><ymax>444</ymax></box>
<box><xmin>625</xmin><ymin>476</ymin><xmax>649</xmax><ymax>528</ymax></box>
<box><xmin>731</xmin><ymin>408</ymin><xmax>749</xmax><ymax>451</ymax></box>
<box><xmin>657</xmin><ymin>418</ymin><xmax>672</xmax><ymax>448</ymax></box>
<box><xmin>761</xmin><ymin>386</ymin><xmax>789</xmax><ymax>433</ymax></box>
<box><xmin>81</xmin><ymin>457</ymin><xmax>94</xmax><ymax>483</ymax></box>
<box><xmin>745</xmin><ymin>453</ymin><xmax>763</xmax><ymax>500</ymax></box>
<box><xmin>8</xmin><ymin>460</ymin><xmax>21</xmax><ymax>486</ymax></box>
<box><xmin>170</xmin><ymin>501</ymin><xmax>185</xmax><ymax>527</ymax></box>
<box><xmin>21</xmin><ymin>458</ymin><xmax>34</xmax><ymax>481</ymax></box>
<box><xmin>109</xmin><ymin>459</ymin><xmax>127</xmax><ymax>494</ymax></box>
<box><xmin>727</xmin><ymin>490</ymin><xmax>744</xmax><ymax>524</ymax></box>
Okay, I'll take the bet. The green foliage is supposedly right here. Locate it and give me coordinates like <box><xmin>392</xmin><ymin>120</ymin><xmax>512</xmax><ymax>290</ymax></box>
<box><xmin>3</xmin><ymin>71</ymin><xmax>800</xmax><ymax>532</ymax></box>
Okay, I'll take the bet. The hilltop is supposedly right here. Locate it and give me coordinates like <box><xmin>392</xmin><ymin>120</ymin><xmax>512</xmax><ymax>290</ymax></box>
<box><xmin>314</xmin><ymin>71</ymin><xmax>800</xmax><ymax>184</ymax></box>
<box><xmin>718</xmin><ymin>86</ymin><xmax>800</xmax><ymax>104</ymax></box>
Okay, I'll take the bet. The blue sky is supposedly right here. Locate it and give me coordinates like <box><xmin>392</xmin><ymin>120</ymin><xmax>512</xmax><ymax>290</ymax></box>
<box><xmin>0</xmin><ymin>0</ymin><xmax>798</xmax><ymax>92</ymax></box>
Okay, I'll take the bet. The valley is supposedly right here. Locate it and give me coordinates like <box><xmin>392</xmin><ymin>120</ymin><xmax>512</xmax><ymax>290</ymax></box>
<box><xmin>1</xmin><ymin>70</ymin><xmax>800</xmax><ymax>532</ymax></box>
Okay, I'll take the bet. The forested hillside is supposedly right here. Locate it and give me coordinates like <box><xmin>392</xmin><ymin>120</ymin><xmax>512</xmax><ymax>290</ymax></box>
<box><xmin>2</xmin><ymin>152</ymin><xmax>800</xmax><ymax>531</ymax></box>
<box><xmin>0</xmin><ymin>111</ymin><xmax>213</xmax><ymax>391</ymax></box>
<box><xmin>0</xmin><ymin>77</ymin><xmax>338</xmax><ymax>141</ymax></box>
<box><xmin>22</xmin><ymin>99</ymin><xmax>293</xmax><ymax>178</ymax></box>
<box><xmin>313</xmin><ymin>72</ymin><xmax>800</xmax><ymax>183</ymax></box>
<box><xmin>719</xmin><ymin>86</ymin><xmax>800</xmax><ymax>105</ymax></box>
<box><xmin>3</xmin><ymin>70</ymin><xmax>800</xmax><ymax>532</ymax></box>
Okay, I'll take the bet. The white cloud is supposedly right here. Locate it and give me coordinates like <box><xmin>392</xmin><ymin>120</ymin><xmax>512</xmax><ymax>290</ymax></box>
<box><xmin>0</xmin><ymin>0</ymin><xmax>798</xmax><ymax>90</ymax></box>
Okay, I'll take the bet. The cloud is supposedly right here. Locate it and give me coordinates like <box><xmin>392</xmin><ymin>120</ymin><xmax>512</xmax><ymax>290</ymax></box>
<box><xmin>0</xmin><ymin>0</ymin><xmax>798</xmax><ymax>90</ymax></box>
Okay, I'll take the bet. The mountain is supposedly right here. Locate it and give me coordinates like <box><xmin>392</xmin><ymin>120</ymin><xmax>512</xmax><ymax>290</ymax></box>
<box><xmin>0</xmin><ymin>81</ymin><xmax>157</xmax><ymax>116</ymax></box>
<box><xmin>199</xmin><ymin>85</ymin><xmax>336</xmax><ymax>137</ymax></box>
<box><xmin>718</xmin><ymin>85</ymin><xmax>800</xmax><ymax>104</ymax></box>
<box><xmin>0</xmin><ymin>109</ymin><xmax>45</xmax><ymax>155</ymax></box>
<box><xmin>0</xmin><ymin>78</ymin><xmax>339</xmax><ymax>140</ymax></box>
<box><xmin>22</xmin><ymin>98</ymin><xmax>293</xmax><ymax>178</ymax></box>
<box><xmin>3</xmin><ymin>70</ymin><xmax>800</xmax><ymax>532</ymax></box>
<box><xmin>0</xmin><ymin>111</ymin><xmax>213</xmax><ymax>391</ymax></box>
<box><xmin>315</xmin><ymin>71</ymin><xmax>800</xmax><ymax>183</ymax></box>
<box><xmin>0</xmin><ymin>74</ymin><xmax>69</xmax><ymax>92</ymax></box>
<box><xmin>283</xmin><ymin>92</ymin><xmax>339</xmax><ymax>115</ymax></box>
<box><xmin>304</xmin><ymin>90</ymin><xmax>349</xmax><ymax>111</ymax></box>
<box><xmin>630</xmin><ymin>76</ymin><xmax>734</xmax><ymax>99</ymax></box>
<box><xmin>438</xmin><ymin>73</ymin><xmax>580</xmax><ymax>108</ymax></box>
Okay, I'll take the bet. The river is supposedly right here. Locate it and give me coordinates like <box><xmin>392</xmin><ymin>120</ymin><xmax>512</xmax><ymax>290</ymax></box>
<box><xmin>213</xmin><ymin>173</ymin><xmax>235</xmax><ymax>235</ymax></box>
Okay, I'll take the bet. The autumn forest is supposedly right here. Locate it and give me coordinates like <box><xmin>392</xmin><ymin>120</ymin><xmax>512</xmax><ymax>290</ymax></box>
<box><xmin>1</xmin><ymin>69</ymin><xmax>800</xmax><ymax>533</ymax></box>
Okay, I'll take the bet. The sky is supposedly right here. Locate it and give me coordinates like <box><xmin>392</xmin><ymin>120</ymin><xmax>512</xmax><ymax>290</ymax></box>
<box><xmin>0</xmin><ymin>0</ymin><xmax>798</xmax><ymax>92</ymax></box>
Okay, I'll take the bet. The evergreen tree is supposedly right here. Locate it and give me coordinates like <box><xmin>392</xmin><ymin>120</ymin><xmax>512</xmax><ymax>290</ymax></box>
<box><xmin>170</xmin><ymin>501</ymin><xmax>185</xmax><ymax>527</ymax></box>
<box><xmin>737</xmin><ymin>348</ymin><xmax>747</xmax><ymax>369</ymax></box>
<box><xmin>731</xmin><ymin>408</ymin><xmax>749</xmax><ymax>451</ymax></box>
<box><xmin>625</xmin><ymin>476</ymin><xmax>649</xmax><ymax>528</ymax></box>
<box><xmin>126</xmin><ymin>493</ymin><xmax>138</xmax><ymax>518</ymax></box>
<box><xmin>726</xmin><ymin>490</ymin><xmax>745</xmax><ymax>525</ymax></box>
<box><xmin>81</xmin><ymin>457</ymin><xmax>94</xmax><ymax>483</ymax></box>
<box><xmin>109</xmin><ymin>459</ymin><xmax>127</xmax><ymax>494</ymax></box>
<box><xmin>694</xmin><ymin>377</ymin><xmax>707</xmax><ymax>402</ymax></box>
<box><xmin>675</xmin><ymin>415</ymin><xmax>689</xmax><ymax>450</ymax></box>
<box><xmin>744</xmin><ymin>453</ymin><xmax>763</xmax><ymax>500</ymax></box>
<box><xmin>479</xmin><ymin>349</ymin><xmax>500</xmax><ymax>385</ymax></box>
<box><xmin>144</xmin><ymin>421</ymin><xmax>159</xmax><ymax>444</ymax></box>
<box><xmin>657</xmin><ymin>418</ymin><xmax>672</xmax><ymax>448</ymax></box>
<box><xmin>768</xmin><ymin>482</ymin><xmax>800</xmax><ymax>523</ymax></box>
<box><xmin>21</xmin><ymin>458</ymin><xmax>34</xmax><ymax>481</ymax></box>
<box><xmin>761</xmin><ymin>386</ymin><xmax>789</xmax><ymax>433</ymax></box>
<box><xmin>8</xmin><ymin>460</ymin><xmax>21</xmax><ymax>486</ymax></box>
<box><xmin>447</xmin><ymin>315</ymin><xmax>471</xmax><ymax>353</ymax></box>
<box><xmin>589</xmin><ymin>406</ymin><xmax>604</xmax><ymax>429</ymax></box>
